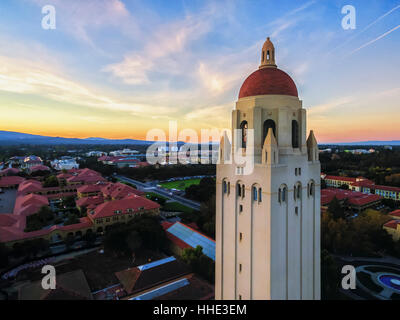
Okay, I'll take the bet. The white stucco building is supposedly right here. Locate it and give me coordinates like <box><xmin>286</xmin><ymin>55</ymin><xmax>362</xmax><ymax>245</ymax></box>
<box><xmin>215</xmin><ymin>38</ymin><xmax>321</xmax><ymax>300</ymax></box>
<box><xmin>51</xmin><ymin>157</ymin><xmax>79</xmax><ymax>170</ymax></box>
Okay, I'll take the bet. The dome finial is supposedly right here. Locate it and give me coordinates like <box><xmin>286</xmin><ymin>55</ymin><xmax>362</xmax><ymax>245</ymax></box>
<box><xmin>260</xmin><ymin>37</ymin><xmax>277</xmax><ymax>69</ymax></box>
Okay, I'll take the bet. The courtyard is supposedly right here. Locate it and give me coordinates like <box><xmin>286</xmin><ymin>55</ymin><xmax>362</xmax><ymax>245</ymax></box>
<box><xmin>0</xmin><ymin>189</ymin><xmax>17</xmax><ymax>214</ymax></box>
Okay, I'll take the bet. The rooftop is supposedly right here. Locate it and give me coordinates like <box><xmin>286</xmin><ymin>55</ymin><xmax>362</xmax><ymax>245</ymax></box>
<box><xmin>163</xmin><ymin>222</ymin><xmax>216</xmax><ymax>261</ymax></box>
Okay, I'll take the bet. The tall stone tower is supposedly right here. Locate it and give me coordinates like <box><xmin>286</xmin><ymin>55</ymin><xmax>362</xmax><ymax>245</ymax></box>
<box><xmin>215</xmin><ymin>37</ymin><xmax>321</xmax><ymax>300</ymax></box>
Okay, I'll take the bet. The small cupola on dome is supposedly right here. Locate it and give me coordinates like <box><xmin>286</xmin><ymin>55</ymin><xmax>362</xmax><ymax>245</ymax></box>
<box><xmin>260</xmin><ymin>37</ymin><xmax>277</xmax><ymax>69</ymax></box>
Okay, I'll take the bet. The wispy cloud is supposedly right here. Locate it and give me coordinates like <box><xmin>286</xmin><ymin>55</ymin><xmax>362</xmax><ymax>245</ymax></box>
<box><xmin>349</xmin><ymin>23</ymin><xmax>400</xmax><ymax>55</ymax></box>
<box><xmin>102</xmin><ymin>2</ymin><xmax>225</xmax><ymax>85</ymax></box>
<box><xmin>0</xmin><ymin>55</ymin><xmax>175</xmax><ymax>116</ymax></box>
<box><xmin>28</xmin><ymin>0</ymin><xmax>132</xmax><ymax>52</ymax></box>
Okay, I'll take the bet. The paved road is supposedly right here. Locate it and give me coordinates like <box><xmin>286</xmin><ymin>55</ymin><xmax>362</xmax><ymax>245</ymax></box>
<box><xmin>116</xmin><ymin>175</ymin><xmax>201</xmax><ymax>211</ymax></box>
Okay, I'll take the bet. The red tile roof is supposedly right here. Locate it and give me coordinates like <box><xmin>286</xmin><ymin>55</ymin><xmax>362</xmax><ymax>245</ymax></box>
<box><xmin>57</xmin><ymin>173</ymin><xmax>73</xmax><ymax>179</ymax></box>
<box><xmin>0</xmin><ymin>176</ymin><xmax>25</xmax><ymax>187</ymax></box>
<box><xmin>347</xmin><ymin>194</ymin><xmax>381</xmax><ymax>206</ymax></box>
<box><xmin>101</xmin><ymin>182</ymin><xmax>144</xmax><ymax>199</ymax></box>
<box><xmin>321</xmin><ymin>188</ymin><xmax>382</xmax><ymax>207</ymax></box>
<box><xmin>14</xmin><ymin>193</ymin><xmax>48</xmax><ymax>217</ymax></box>
<box><xmin>0</xmin><ymin>216</ymin><xmax>93</xmax><ymax>243</ymax></box>
<box><xmin>76</xmin><ymin>195</ymin><xmax>104</xmax><ymax>208</ymax></box>
<box><xmin>373</xmin><ymin>185</ymin><xmax>400</xmax><ymax>192</ymax></box>
<box><xmin>30</xmin><ymin>165</ymin><xmax>51</xmax><ymax>172</ymax></box>
<box><xmin>91</xmin><ymin>195</ymin><xmax>159</xmax><ymax>219</ymax></box>
<box><xmin>0</xmin><ymin>214</ymin><xmax>18</xmax><ymax>227</ymax></box>
<box><xmin>66</xmin><ymin>168</ymin><xmax>107</xmax><ymax>184</ymax></box>
<box><xmin>18</xmin><ymin>180</ymin><xmax>42</xmax><ymax>194</ymax></box>
<box><xmin>384</xmin><ymin>220</ymin><xmax>400</xmax><ymax>230</ymax></box>
<box><xmin>239</xmin><ymin>67</ymin><xmax>298</xmax><ymax>99</ymax></box>
<box><xmin>389</xmin><ymin>209</ymin><xmax>400</xmax><ymax>218</ymax></box>
<box><xmin>0</xmin><ymin>167</ymin><xmax>20</xmax><ymax>176</ymax></box>
<box><xmin>77</xmin><ymin>183</ymin><xmax>107</xmax><ymax>194</ymax></box>
<box><xmin>324</xmin><ymin>175</ymin><xmax>357</xmax><ymax>183</ymax></box>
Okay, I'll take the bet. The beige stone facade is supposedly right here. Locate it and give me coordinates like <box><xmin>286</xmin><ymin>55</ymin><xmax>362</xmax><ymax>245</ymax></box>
<box><xmin>215</xmin><ymin>39</ymin><xmax>321</xmax><ymax>300</ymax></box>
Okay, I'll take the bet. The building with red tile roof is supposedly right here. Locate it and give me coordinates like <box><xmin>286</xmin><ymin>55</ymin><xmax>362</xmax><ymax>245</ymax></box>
<box><xmin>29</xmin><ymin>165</ymin><xmax>51</xmax><ymax>173</ymax></box>
<box><xmin>389</xmin><ymin>209</ymin><xmax>400</xmax><ymax>219</ymax></box>
<box><xmin>0</xmin><ymin>176</ymin><xmax>25</xmax><ymax>188</ymax></box>
<box><xmin>0</xmin><ymin>168</ymin><xmax>159</xmax><ymax>247</ymax></box>
<box><xmin>101</xmin><ymin>182</ymin><xmax>144</xmax><ymax>200</ymax></box>
<box><xmin>383</xmin><ymin>220</ymin><xmax>400</xmax><ymax>241</ymax></box>
<box><xmin>0</xmin><ymin>167</ymin><xmax>20</xmax><ymax>176</ymax></box>
<box><xmin>162</xmin><ymin>221</ymin><xmax>216</xmax><ymax>260</ymax></box>
<box><xmin>22</xmin><ymin>156</ymin><xmax>43</xmax><ymax>169</ymax></box>
<box><xmin>76</xmin><ymin>195</ymin><xmax>104</xmax><ymax>209</ymax></box>
<box><xmin>77</xmin><ymin>183</ymin><xmax>108</xmax><ymax>198</ymax></box>
<box><xmin>14</xmin><ymin>193</ymin><xmax>49</xmax><ymax>217</ymax></box>
<box><xmin>321</xmin><ymin>188</ymin><xmax>382</xmax><ymax>212</ymax></box>
<box><xmin>91</xmin><ymin>195</ymin><xmax>159</xmax><ymax>220</ymax></box>
<box><xmin>321</xmin><ymin>174</ymin><xmax>400</xmax><ymax>201</ymax></box>
<box><xmin>66</xmin><ymin>168</ymin><xmax>107</xmax><ymax>185</ymax></box>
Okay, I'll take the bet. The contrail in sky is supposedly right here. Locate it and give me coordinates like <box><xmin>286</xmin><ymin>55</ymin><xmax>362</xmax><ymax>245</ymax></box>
<box><xmin>333</xmin><ymin>4</ymin><xmax>400</xmax><ymax>52</ymax></box>
<box><xmin>349</xmin><ymin>23</ymin><xmax>400</xmax><ymax>55</ymax></box>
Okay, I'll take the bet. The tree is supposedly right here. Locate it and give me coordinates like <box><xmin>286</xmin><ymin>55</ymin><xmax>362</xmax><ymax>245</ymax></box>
<box><xmin>328</xmin><ymin>197</ymin><xmax>345</xmax><ymax>220</ymax></box>
<box><xmin>182</xmin><ymin>245</ymin><xmax>215</xmax><ymax>282</ymax></box>
<box><xmin>62</xmin><ymin>196</ymin><xmax>76</xmax><ymax>209</ymax></box>
<box><xmin>64</xmin><ymin>213</ymin><xmax>80</xmax><ymax>226</ymax></box>
<box><xmin>104</xmin><ymin>225</ymin><xmax>131</xmax><ymax>256</ymax></box>
<box><xmin>37</xmin><ymin>206</ymin><xmax>54</xmax><ymax>222</ymax></box>
<box><xmin>321</xmin><ymin>249</ymin><xmax>341</xmax><ymax>300</ymax></box>
<box><xmin>185</xmin><ymin>177</ymin><xmax>216</xmax><ymax>202</ymax></box>
<box><xmin>43</xmin><ymin>175</ymin><xmax>59</xmax><ymax>188</ymax></box>
<box><xmin>125</xmin><ymin>231</ymin><xmax>142</xmax><ymax>256</ymax></box>
<box><xmin>0</xmin><ymin>243</ymin><xmax>10</xmax><ymax>268</ymax></box>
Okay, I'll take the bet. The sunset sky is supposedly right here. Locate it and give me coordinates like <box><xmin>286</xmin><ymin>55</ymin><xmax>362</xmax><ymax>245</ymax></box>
<box><xmin>0</xmin><ymin>0</ymin><xmax>399</xmax><ymax>143</ymax></box>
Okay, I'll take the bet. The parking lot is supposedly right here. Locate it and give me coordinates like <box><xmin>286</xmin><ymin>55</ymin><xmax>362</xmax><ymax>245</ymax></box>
<box><xmin>0</xmin><ymin>189</ymin><xmax>17</xmax><ymax>213</ymax></box>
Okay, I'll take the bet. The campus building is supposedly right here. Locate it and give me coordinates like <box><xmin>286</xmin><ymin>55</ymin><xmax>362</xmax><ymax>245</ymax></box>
<box><xmin>216</xmin><ymin>38</ymin><xmax>320</xmax><ymax>300</ymax></box>
<box><xmin>321</xmin><ymin>174</ymin><xmax>400</xmax><ymax>201</ymax></box>
<box><xmin>162</xmin><ymin>221</ymin><xmax>216</xmax><ymax>261</ymax></box>
<box><xmin>321</xmin><ymin>188</ymin><xmax>382</xmax><ymax>212</ymax></box>
<box><xmin>0</xmin><ymin>169</ymin><xmax>160</xmax><ymax>247</ymax></box>
<box><xmin>383</xmin><ymin>209</ymin><xmax>400</xmax><ymax>242</ymax></box>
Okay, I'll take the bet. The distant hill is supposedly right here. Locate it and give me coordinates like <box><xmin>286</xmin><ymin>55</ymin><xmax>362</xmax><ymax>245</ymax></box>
<box><xmin>320</xmin><ymin>141</ymin><xmax>400</xmax><ymax>146</ymax></box>
<box><xmin>0</xmin><ymin>131</ymin><xmax>153</xmax><ymax>145</ymax></box>
<box><xmin>0</xmin><ymin>130</ymin><xmax>398</xmax><ymax>146</ymax></box>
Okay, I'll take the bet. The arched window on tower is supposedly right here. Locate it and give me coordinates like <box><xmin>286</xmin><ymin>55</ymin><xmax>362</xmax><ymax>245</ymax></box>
<box><xmin>263</xmin><ymin>119</ymin><xmax>276</xmax><ymax>143</ymax></box>
<box><xmin>240</xmin><ymin>121</ymin><xmax>248</xmax><ymax>149</ymax></box>
<box><xmin>292</xmin><ymin>120</ymin><xmax>299</xmax><ymax>148</ymax></box>
<box><xmin>252</xmin><ymin>186</ymin><xmax>258</xmax><ymax>201</ymax></box>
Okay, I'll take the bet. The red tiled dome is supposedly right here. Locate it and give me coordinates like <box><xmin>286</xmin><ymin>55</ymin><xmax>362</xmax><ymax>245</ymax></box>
<box><xmin>239</xmin><ymin>67</ymin><xmax>298</xmax><ymax>99</ymax></box>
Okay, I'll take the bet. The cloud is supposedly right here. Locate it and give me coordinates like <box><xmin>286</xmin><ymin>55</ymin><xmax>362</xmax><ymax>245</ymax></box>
<box><xmin>184</xmin><ymin>103</ymin><xmax>233</xmax><ymax>128</ymax></box>
<box><xmin>0</xmin><ymin>55</ymin><xmax>175</xmax><ymax>116</ymax></box>
<box><xmin>28</xmin><ymin>0</ymin><xmax>132</xmax><ymax>50</ymax></box>
<box><xmin>102</xmin><ymin>2</ymin><xmax>229</xmax><ymax>85</ymax></box>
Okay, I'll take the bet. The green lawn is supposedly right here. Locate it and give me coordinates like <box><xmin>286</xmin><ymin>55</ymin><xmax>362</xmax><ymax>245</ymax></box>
<box><xmin>159</xmin><ymin>178</ymin><xmax>201</xmax><ymax>190</ymax></box>
<box><xmin>162</xmin><ymin>201</ymin><xmax>193</xmax><ymax>214</ymax></box>
<box><xmin>145</xmin><ymin>192</ymin><xmax>168</xmax><ymax>201</ymax></box>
